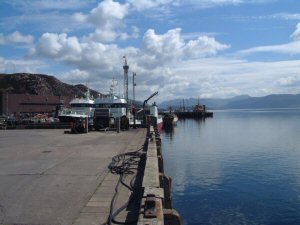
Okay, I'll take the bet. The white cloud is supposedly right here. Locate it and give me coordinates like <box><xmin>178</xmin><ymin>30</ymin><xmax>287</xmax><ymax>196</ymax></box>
<box><xmin>127</xmin><ymin>0</ymin><xmax>176</xmax><ymax>10</ymax></box>
<box><xmin>184</xmin><ymin>36</ymin><xmax>230</xmax><ymax>58</ymax></box>
<box><xmin>269</xmin><ymin>13</ymin><xmax>300</xmax><ymax>21</ymax></box>
<box><xmin>166</xmin><ymin>58</ymin><xmax>300</xmax><ymax>100</ymax></box>
<box><xmin>240</xmin><ymin>23</ymin><xmax>300</xmax><ymax>55</ymax></box>
<box><xmin>291</xmin><ymin>23</ymin><xmax>300</xmax><ymax>41</ymax></box>
<box><xmin>32</xmin><ymin>33</ymin><xmax>81</xmax><ymax>60</ymax></box>
<box><xmin>139</xmin><ymin>28</ymin><xmax>229</xmax><ymax>68</ymax></box>
<box><xmin>127</xmin><ymin>0</ymin><xmax>272</xmax><ymax>11</ymax></box>
<box><xmin>31</xmin><ymin>32</ymin><xmax>139</xmax><ymax>73</ymax></box>
<box><xmin>0</xmin><ymin>57</ymin><xmax>45</xmax><ymax>73</ymax></box>
<box><xmin>0</xmin><ymin>31</ymin><xmax>34</xmax><ymax>45</ymax></box>
<box><xmin>32</xmin><ymin>28</ymin><xmax>229</xmax><ymax>70</ymax></box>
<box><xmin>276</xmin><ymin>75</ymin><xmax>300</xmax><ymax>87</ymax></box>
<box><xmin>30</xmin><ymin>28</ymin><xmax>230</xmax><ymax>101</ymax></box>
<box><xmin>61</xmin><ymin>69</ymin><xmax>90</xmax><ymax>84</ymax></box>
<box><xmin>74</xmin><ymin>0</ymin><xmax>130</xmax><ymax>42</ymax></box>
<box><xmin>240</xmin><ymin>41</ymin><xmax>300</xmax><ymax>55</ymax></box>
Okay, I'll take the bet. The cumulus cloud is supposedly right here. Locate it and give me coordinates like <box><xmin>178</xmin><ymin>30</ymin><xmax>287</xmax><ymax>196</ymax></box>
<box><xmin>32</xmin><ymin>33</ymin><xmax>81</xmax><ymax>60</ymax></box>
<box><xmin>29</xmin><ymin>27</ymin><xmax>230</xmax><ymax>100</ymax></box>
<box><xmin>31</xmin><ymin>32</ymin><xmax>139</xmax><ymax>72</ymax></box>
<box><xmin>32</xmin><ymin>28</ymin><xmax>229</xmax><ymax>70</ymax></box>
<box><xmin>184</xmin><ymin>36</ymin><xmax>230</xmax><ymax>58</ymax></box>
<box><xmin>139</xmin><ymin>28</ymin><xmax>229</xmax><ymax>68</ymax></box>
<box><xmin>73</xmin><ymin>0</ymin><xmax>130</xmax><ymax>42</ymax></box>
<box><xmin>0</xmin><ymin>31</ymin><xmax>34</xmax><ymax>45</ymax></box>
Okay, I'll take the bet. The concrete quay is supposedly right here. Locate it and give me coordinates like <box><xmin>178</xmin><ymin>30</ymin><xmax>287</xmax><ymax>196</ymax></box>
<box><xmin>0</xmin><ymin>128</ymin><xmax>146</xmax><ymax>225</ymax></box>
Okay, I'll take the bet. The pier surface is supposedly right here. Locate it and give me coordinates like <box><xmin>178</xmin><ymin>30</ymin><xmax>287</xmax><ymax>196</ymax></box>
<box><xmin>0</xmin><ymin>128</ymin><xmax>146</xmax><ymax>225</ymax></box>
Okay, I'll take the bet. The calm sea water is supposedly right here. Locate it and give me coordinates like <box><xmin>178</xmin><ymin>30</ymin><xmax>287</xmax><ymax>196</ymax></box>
<box><xmin>161</xmin><ymin>109</ymin><xmax>300</xmax><ymax>225</ymax></box>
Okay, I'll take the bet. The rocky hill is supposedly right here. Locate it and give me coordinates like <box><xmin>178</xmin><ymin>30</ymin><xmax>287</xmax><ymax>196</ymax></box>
<box><xmin>0</xmin><ymin>73</ymin><xmax>101</xmax><ymax>98</ymax></box>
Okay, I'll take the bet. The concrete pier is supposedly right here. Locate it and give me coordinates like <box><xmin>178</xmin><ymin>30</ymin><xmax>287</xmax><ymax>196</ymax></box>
<box><xmin>0</xmin><ymin>128</ymin><xmax>146</xmax><ymax>225</ymax></box>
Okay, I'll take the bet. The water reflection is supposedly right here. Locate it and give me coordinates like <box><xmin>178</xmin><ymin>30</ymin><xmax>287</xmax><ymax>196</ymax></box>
<box><xmin>162</xmin><ymin>109</ymin><xmax>300</xmax><ymax>225</ymax></box>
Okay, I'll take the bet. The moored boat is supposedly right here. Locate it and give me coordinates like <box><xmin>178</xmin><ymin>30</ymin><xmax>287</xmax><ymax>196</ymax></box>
<box><xmin>150</xmin><ymin>102</ymin><xmax>163</xmax><ymax>130</ymax></box>
<box><xmin>58</xmin><ymin>89</ymin><xmax>94</xmax><ymax>125</ymax></box>
<box><xmin>163</xmin><ymin>113</ymin><xmax>178</xmax><ymax>129</ymax></box>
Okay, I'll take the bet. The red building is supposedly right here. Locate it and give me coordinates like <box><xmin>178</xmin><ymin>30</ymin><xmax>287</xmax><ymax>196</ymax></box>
<box><xmin>0</xmin><ymin>93</ymin><xmax>73</xmax><ymax>118</ymax></box>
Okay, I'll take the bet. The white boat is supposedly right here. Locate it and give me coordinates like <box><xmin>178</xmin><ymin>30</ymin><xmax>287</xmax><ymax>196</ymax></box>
<box><xmin>150</xmin><ymin>102</ymin><xmax>163</xmax><ymax>130</ymax></box>
<box><xmin>58</xmin><ymin>89</ymin><xmax>94</xmax><ymax>125</ymax></box>
<box><xmin>93</xmin><ymin>80</ymin><xmax>134</xmax><ymax>129</ymax></box>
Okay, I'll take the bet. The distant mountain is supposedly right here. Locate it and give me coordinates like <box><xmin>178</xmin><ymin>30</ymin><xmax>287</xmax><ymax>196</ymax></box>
<box><xmin>0</xmin><ymin>73</ymin><xmax>101</xmax><ymax>98</ymax></box>
<box><xmin>159</xmin><ymin>94</ymin><xmax>300</xmax><ymax>110</ymax></box>
<box><xmin>224</xmin><ymin>94</ymin><xmax>300</xmax><ymax>109</ymax></box>
<box><xmin>159</xmin><ymin>95</ymin><xmax>251</xmax><ymax>109</ymax></box>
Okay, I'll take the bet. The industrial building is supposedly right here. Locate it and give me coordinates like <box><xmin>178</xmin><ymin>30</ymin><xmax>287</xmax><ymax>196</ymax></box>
<box><xmin>0</xmin><ymin>93</ymin><xmax>73</xmax><ymax>118</ymax></box>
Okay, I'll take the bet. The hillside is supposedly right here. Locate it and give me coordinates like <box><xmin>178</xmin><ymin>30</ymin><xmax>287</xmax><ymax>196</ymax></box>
<box><xmin>160</xmin><ymin>94</ymin><xmax>300</xmax><ymax>110</ymax></box>
<box><xmin>159</xmin><ymin>95</ymin><xmax>251</xmax><ymax>109</ymax></box>
<box><xmin>0</xmin><ymin>73</ymin><xmax>101</xmax><ymax>98</ymax></box>
<box><xmin>224</xmin><ymin>94</ymin><xmax>300</xmax><ymax>109</ymax></box>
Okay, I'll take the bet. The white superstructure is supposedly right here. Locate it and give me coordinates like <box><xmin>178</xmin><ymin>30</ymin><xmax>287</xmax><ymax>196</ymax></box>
<box><xmin>58</xmin><ymin>89</ymin><xmax>94</xmax><ymax>123</ymax></box>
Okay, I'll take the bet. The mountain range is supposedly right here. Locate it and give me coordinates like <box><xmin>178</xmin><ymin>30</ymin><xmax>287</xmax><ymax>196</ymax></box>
<box><xmin>159</xmin><ymin>94</ymin><xmax>300</xmax><ymax>110</ymax></box>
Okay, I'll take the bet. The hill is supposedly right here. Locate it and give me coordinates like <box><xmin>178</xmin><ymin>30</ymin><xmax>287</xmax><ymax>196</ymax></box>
<box><xmin>159</xmin><ymin>94</ymin><xmax>300</xmax><ymax>110</ymax></box>
<box><xmin>0</xmin><ymin>73</ymin><xmax>101</xmax><ymax>98</ymax></box>
<box><xmin>224</xmin><ymin>94</ymin><xmax>300</xmax><ymax>109</ymax></box>
<box><xmin>159</xmin><ymin>95</ymin><xmax>251</xmax><ymax>110</ymax></box>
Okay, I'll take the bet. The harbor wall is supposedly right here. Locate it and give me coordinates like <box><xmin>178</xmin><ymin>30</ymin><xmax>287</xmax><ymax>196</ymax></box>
<box><xmin>138</xmin><ymin>125</ymin><xmax>181</xmax><ymax>224</ymax></box>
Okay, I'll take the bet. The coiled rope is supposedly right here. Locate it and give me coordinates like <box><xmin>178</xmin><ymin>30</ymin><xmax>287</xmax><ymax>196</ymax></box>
<box><xmin>103</xmin><ymin>146</ymin><xmax>144</xmax><ymax>225</ymax></box>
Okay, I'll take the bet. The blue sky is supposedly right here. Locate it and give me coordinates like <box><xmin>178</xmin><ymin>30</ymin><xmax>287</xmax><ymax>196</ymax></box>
<box><xmin>1</xmin><ymin>0</ymin><xmax>300</xmax><ymax>102</ymax></box>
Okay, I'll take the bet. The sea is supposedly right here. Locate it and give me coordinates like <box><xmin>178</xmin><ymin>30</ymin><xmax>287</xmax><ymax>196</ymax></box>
<box><xmin>161</xmin><ymin>109</ymin><xmax>300</xmax><ymax>225</ymax></box>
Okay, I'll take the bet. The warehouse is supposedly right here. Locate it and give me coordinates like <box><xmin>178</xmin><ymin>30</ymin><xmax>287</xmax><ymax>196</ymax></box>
<box><xmin>0</xmin><ymin>93</ymin><xmax>73</xmax><ymax>118</ymax></box>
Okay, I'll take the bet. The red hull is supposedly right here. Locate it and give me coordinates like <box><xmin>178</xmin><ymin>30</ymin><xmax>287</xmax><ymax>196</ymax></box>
<box><xmin>157</xmin><ymin>121</ymin><xmax>163</xmax><ymax>131</ymax></box>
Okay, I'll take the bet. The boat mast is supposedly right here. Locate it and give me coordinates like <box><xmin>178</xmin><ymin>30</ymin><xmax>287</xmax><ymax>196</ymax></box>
<box><xmin>123</xmin><ymin>56</ymin><xmax>129</xmax><ymax>114</ymax></box>
<box><xmin>133</xmin><ymin>72</ymin><xmax>136</xmax><ymax>104</ymax></box>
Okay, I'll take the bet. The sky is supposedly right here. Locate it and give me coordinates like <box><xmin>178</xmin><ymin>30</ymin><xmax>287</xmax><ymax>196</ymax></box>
<box><xmin>1</xmin><ymin>0</ymin><xmax>300</xmax><ymax>103</ymax></box>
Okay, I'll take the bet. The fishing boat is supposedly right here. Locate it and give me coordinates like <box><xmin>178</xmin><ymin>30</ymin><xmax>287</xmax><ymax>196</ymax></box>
<box><xmin>93</xmin><ymin>80</ymin><xmax>133</xmax><ymax>130</ymax></box>
<box><xmin>149</xmin><ymin>102</ymin><xmax>163</xmax><ymax>130</ymax></box>
<box><xmin>163</xmin><ymin>112</ymin><xmax>178</xmax><ymax>129</ymax></box>
<box><xmin>58</xmin><ymin>89</ymin><xmax>94</xmax><ymax>125</ymax></box>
